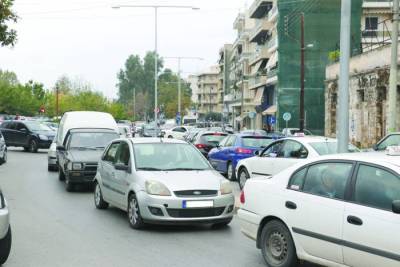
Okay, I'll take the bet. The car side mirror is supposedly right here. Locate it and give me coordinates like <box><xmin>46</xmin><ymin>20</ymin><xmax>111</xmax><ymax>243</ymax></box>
<box><xmin>57</xmin><ymin>146</ymin><xmax>65</xmax><ymax>151</ymax></box>
<box><xmin>255</xmin><ymin>150</ymin><xmax>260</xmax><ymax>156</ymax></box>
<box><xmin>392</xmin><ymin>200</ymin><xmax>400</xmax><ymax>214</ymax></box>
<box><xmin>372</xmin><ymin>144</ymin><xmax>378</xmax><ymax>151</ymax></box>
<box><xmin>115</xmin><ymin>163</ymin><xmax>129</xmax><ymax>172</ymax></box>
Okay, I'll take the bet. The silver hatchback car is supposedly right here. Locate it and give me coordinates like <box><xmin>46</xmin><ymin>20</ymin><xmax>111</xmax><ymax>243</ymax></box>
<box><xmin>94</xmin><ymin>138</ymin><xmax>234</xmax><ymax>229</ymax></box>
<box><xmin>0</xmin><ymin>188</ymin><xmax>11</xmax><ymax>264</ymax></box>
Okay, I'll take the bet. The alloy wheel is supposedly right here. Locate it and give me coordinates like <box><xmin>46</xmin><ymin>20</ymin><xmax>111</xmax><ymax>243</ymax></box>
<box><xmin>128</xmin><ymin>197</ymin><xmax>139</xmax><ymax>225</ymax></box>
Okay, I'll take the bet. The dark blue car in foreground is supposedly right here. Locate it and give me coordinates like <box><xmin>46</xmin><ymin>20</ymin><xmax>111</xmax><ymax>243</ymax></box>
<box><xmin>208</xmin><ymin>133</ymin><xmax>280</xmax><ymax>181</ymax></box>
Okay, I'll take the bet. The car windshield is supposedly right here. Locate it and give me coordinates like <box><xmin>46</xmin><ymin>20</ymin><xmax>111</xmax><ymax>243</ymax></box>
<box><xmin>24</xmin><ymin>121</ymin><xmax>53</xmax><ymax>132</ymax></box>
<box><xmin>69</xmin><ymin>132</ymin><xmax>119</xmax><ymax>149</ymax></box>
<box><xmin>309</xmin><ymin>142</ymin><xmax>360</xmax><ymax>155</ymax></box>
<box><xmin>242</xmin><ymin>137</ymin><xmax>274</xmax><ymax>148</ymax></box>
<box><xmin>201</xmin><ymin>133</ymin><xmax>228</xmax><ymax>146</ymax></box>
<box><xmin>134</xmin><ymin>143</ymin><xmax>211</xmax><ymax>171</ymax></box>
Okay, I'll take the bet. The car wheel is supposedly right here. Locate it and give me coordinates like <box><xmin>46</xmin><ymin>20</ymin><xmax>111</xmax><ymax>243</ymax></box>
<box><xmin>212</xmin><ymin>218</ymin><xmax>232</xmax><ymax>228</ymax></box>
<box><xmin>260</xmin><ymin>220</ymin><xmax>298</xmax><ymax>267</ymax></box>
<box><xmin>238</xmin><ymin>167</ymin><xmax>250</xmax><ymax>190</ymax></box>
<box><xmin>0</xmin><ymin>149</ymin><xmax>6</xmax><ymax>165</ymax></box>
<box><xmin>168</xmin><ymin>135</ymin><xmax>173</xmax><ymax>139</ymax></box>
<box><xmin>226</xmin><ymin>162</ymin><xmax>236</xmax><ymax>181</ymax></box>
<box><xmin>29</xmin><ymin>139</ymin><xmax>38</xmax><ymax>153</ymax></box>
<box><xmin>94</xmin><ymin>182</ymin><xmax>109</xmax><ymax>209</ymax></box>
<box><xmin>128</xmin><ymin>193</ymin><xmax>145</xmax><ymax>229</ymax></box>
<box><xmin>0</xmin><ymin>226</ymin><xmax>12</xmax><ymax>265</ymax></box>
<box><xmin>58</xmin><ymin>168</ymin><xmax>65</xmax><ymax>181</ymax></box>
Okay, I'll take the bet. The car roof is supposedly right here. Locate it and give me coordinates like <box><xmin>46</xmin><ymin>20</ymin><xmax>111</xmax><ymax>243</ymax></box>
<box><xmin>309</xmin><ymin>152</ymin><xmax>400</xmax><ymax>168</ymax></box>
<box><xmin>128</xmin><ymin>137</ymin><xmax>187</xmax><ymax>144</ymax></box>
<box><xmin>281</xmin><ymin>136</ymin><xmax>337</xmax><ymax>143</ymax></box>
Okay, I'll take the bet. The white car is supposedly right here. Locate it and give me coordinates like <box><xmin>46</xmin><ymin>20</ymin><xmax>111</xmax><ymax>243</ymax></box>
<box><xmin>163</xmin><ymin>126</ymin><xmax>193</xmax><ymax>140</ymax></box>
<box><xmin>238</xmin><ymin>152</ymin><xmax>400</xmax><ymax>267</ymax></box>
<box><xmin>94</xmin><ymin>138</ymin><xmax>234</xmax><ymax>229</ymax></box>
<box><xmin>373</xmin><ymin>132</ymin><xmax>400</xmax><ymax>151</ymax></box>
<box><xmin>236</xmin><ymin>136</ymin><xmax>359</xmax><ymax>189</ymax></box>
<box><xmin>0</xmin><ymin>188</ymin><xmax>11</xmax><ymax>265</ymax></box>
<box><xmin>47</xmin><ymin>141</ymin><xmax>57</xmax><ymax>171</ymax></box>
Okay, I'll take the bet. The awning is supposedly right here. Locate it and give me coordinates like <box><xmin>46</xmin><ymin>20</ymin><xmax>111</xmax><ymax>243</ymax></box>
<box><xmin>262</xmin><ymin>105</ymin><xmax>277</xmax><ymax>115</ymax></box>
<box><xmin>266</xmin><ymin>52</ymin><xmax>278</xmax><ymax>71</ymax></box>
<box><xmin>254</xmin><ymin>87</ymin><xmax>264</xmax><ymax>105</ymax></box>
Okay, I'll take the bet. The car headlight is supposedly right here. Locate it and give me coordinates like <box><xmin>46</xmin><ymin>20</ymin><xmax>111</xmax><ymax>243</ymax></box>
<box><xmin>220</xmin><ymin>181</ymin><xmax>232</xmax><ymax>195</ymax></box>
<box><xmin>0</xmin><ymin>190</ymin><xmax>5</xmax><ymax>209</ymax></box>
<box><xmin>72</xmin><ymin>163</ymin><xmax>83</xmax><ymax>170</ymax></box>
<box><xmin>39</xmin><ymin>134</ymin><xmax>49</xmax><ymax>141</ymax></box>
<box><xmin>145</xmin><ymin>180</ymin><xmax>171</xmax><ymax>196</ymax></box>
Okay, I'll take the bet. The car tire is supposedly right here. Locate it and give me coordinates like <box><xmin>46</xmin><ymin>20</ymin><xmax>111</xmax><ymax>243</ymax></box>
<box><xmin>0</xmin><ymin>226</ymin><xmax>12</xmax><ymax>265</ymax></box>
<box><xmin>128</xmin><ymin>193</ymin><xmax>145</xmax><ymax>229</ymax></box>
<box><xmin>226</xmin><ymin>162</ymin><xmax>236</xmax><ymax>181</ymax></box>
<box><xmin>94</xmin><ymin>182</ymin><xmax>109</xmax><ymax>209</ymax></box>
<box><xmin>58</xmin><ymin>168</ymin><xmax>65</xmax><ymax>181</ymax></box>
<box><xmin>0</xmin><ymin>149</ymin><xmax>6</xmax><ymax>165</ymax></box>
<box><xmin>168</xmin><ymin>135</ymin><xmax>173</xmax><ymax>139</ymax></box>
<box><xmin>29</xmin><ymin>139</ymin><xmax>38</xmax><ymax>153</ymax></box>
<box><xmin>260</xmin><ymin>220</ymin><xmax>298</xmax><ymax>267</ymax></box>
<box><xmin>212</xmin><ymin>218</ymin><xmax>232</xmax><ymax>228</ymax></box>
<box><xmin>238</xmin><ymin>167</ymin><xmax>250</xmax><ymax>190</ymax></box>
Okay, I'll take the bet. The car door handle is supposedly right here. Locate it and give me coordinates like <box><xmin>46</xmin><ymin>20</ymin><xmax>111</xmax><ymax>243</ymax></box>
<box><xmin>347</xmin><ymin>215</ymin><xmax>363</xmax><ymax>226</ymax></box>
<box><xmin>285</xmin><ymin>201</ymin><xmax>297</xmax><ymax>210</ymax></box>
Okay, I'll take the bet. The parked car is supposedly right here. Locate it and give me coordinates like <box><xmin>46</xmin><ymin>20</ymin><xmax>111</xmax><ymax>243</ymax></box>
<box><xmin>48</xmin><ymin>140</ymin><xmax>57</xmax><ymax>171</ymax></box>
<box><xmin>282</xmin><ymin>128</ymin><xmax>313</xmax><ymax>136</ymax></box>
<box><xmin>0</xmin><ymin>188</ymin><xmax>11</xmax><ymax>265</ymax></box>
<box><xmin>192</xmin><ymin>131</ymin><xmax>228</xmax><ymax>157</ymax></box>
<box><xmin>0</xmin><ymin>120</ymin><xmax>55</xmax><ymax>153</ymax></box>
<box><xmin>238</xmin><ymin>152</ymin><xmax>400</xmax><ymax>267</ymax></box>
<box><xmin>58</xmin><ymin>129</ymin><xmax>120</xmax><ymax>191</ymax></box>
<box><xmin>140</xmin><ymin>124</ymin><xmax>163</xmax><ymax>137</ymax></box>
<box><xmin>163</xmin><ymin>126</ymin><xmax>193</xmax><ymax>140</ymax></box>
<box><xmin>236</xmin><ymin>136</ymin><xmax>359</xmax><ymax>189</ymax></box>
<box><xmin>208</xmin><ymin>133</ymin><xmax>278</xmax><ymax>181</ymax></box>
<box><xmin>118</xmin><ymin>125</ymin><xmax>132</xmax><ymax>138</ymax></box>
<box><xmin>0</xmin><ymin>131</ymin><xmax>7</xmax><ymax>165</ymax></box>
<box><xmin>94</xmin><ymin>138</ymin><xmax>234</xmax><ymax>229</ymax></box>
<box><xmin>373</xmin><ymin>132</ymin><xmax>400</xmax><ymax>151</ymax></box>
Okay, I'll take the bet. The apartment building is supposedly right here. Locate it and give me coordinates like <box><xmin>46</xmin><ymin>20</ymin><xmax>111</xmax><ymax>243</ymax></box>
<box><xmin>218</xmin><ymin>44</ymin><xmax>233</xmax><ymax>117</ymax></box>
<box><xmin>195</xmin><ymin>66</ymin><xmax>221</xmax><ymax>118</ymax></box>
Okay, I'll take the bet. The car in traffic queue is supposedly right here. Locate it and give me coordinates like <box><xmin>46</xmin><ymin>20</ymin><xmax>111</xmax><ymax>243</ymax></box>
<box><xmin>208</xmin><ymin>133</ymin><xmax>278</xmax><ymax>181</ymax></box>
<box><xmin>0</xmin><ymin>120</ymin><xmax>55</xmax><ymax>153</ymax></box>
<box><xmin>57</xmin><ymin>128</ymin><xmax>120</xmax><ymax>191</ymax></box>
<box><xmin>139</xmin><ymin>124</ymin><xmax>163</xmax><ymax>137</ymax></box>
<box><xmin>238</xmin><ymin>151</ymin><xmax>400</xmax><ymax>267</ymax></box>
<box><xmin>0</xmin><ymin>131</ymin><xmax>7</xmax><ymax>165</ymax></box>
<box><xmin>0</xmin><ymin>188</ymin><xmax>11</xmax><ymax>265</ymax></box>
<box><xmin>282</xmin><ymin>128</ymin><xmax>313</xmax><ymax>137</ymax></box>
<box><xmin>372</xmin><ymin>132</ymin><xmax>400</xmax><ymax>151</ymax></box>
<box><xmin>94</xmin><ymin>138</ymin><xmax>234</xmax><ymax>229</ymax></box>
<box><xmin>48</xmin><ymin>139</ymin><xmax>57</xmax><ymax>171</ymax></box>
<box><xmin>192</xmin><ymin>131</ymin><xmax>228</xmax><ymax>157</ymax></box>
<box><xmin>163</xmin><ymin>126</ymin><xmax>193</xmax><ymax>140</ymax></box>
<box><xmin>236</xmin><ymin>136</ymin><xmax>360</xmax><ymax>189</ymax></box>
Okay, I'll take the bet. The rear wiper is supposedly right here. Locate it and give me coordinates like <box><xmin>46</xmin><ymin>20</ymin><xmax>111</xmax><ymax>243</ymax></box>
<box><xmin>137</xmin><ymin>167</ymin><xmax>165</xmax><ymax>171</ymax></box>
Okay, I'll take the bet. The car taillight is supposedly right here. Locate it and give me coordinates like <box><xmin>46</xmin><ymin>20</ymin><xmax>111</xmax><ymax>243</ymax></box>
<box><xmin>195</xmin><ymin>144</ymin><xmax>207</xmax><ymax>149</ymax></box>
<box><xmin>236</xmin><ymin>147</ymin><xmax>253</xmax><ymax>154</ymax></box>
<box><xmin>240</xmin><ymin>191</ymin><xmax>245</xmax><ymax>204</ymax></box>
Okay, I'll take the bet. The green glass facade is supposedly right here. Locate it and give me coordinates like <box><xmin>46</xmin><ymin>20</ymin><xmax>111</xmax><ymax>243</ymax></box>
<box><xmin>276</xmin><ymin>0</ymin><xmax>362</xmax><ymax>135</ymax></box>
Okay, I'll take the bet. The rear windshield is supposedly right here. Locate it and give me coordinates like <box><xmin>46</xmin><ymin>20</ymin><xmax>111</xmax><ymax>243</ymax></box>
<box><xmin>242</xmin><ymin>137</ymin><xmax>274</xmax><ymax>148</ymax></box>
<box><xmin>201</xmin><ymin>133</ymin><xmax>227</xmax><ymax>145</ymax></box>
<box><xmin>309</xmin><ymin>142</ymin><xmax>359</xmax><ymax>155</ymax></box>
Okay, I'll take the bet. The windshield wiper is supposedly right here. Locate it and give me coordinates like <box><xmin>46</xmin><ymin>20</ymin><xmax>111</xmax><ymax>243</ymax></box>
<box><xmin>70</xmin><ymin>147</ymin><xmax>97</xmax><ymax>150</ymax></box>
<box><xmin>137</xmin><ymin>167</ymin><xmax>165</xmax><ymax>171</ymax></box>
<box><xmin>164</xmin><ymin>168</ymin><xmax>208</xmax><ymax>171</ymax></box>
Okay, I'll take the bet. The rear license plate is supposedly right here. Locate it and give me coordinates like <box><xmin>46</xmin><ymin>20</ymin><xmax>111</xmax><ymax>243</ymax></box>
<box><xmin>182</xmin><ymin>200</ymin><xmax>214</xmax><ymax>208</ymax></box>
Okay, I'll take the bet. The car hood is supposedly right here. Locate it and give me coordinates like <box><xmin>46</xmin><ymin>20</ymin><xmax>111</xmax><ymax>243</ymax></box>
<box><xmin>136</xmin><ymin>169</ymin><xmax>224</xmax><ymax>191</ymax></box>
<box><xmin>67</xmin><ymin>149</ymin><xmax>103</xmax><ymax>163</ymax></box>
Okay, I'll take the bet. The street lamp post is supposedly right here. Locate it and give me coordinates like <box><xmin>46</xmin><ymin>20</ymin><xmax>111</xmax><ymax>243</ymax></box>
<box><xmin>112</xmin><ymin>5</ymin><xmax>199</xmax><ymax>124</ymax></box>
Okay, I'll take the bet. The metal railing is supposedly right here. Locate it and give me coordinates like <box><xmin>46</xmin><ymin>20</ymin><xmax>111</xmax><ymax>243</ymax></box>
<box><xmin>361</xmin><ymin>19</ymin><xmax>392</xmax><ymax>52</ymax></box>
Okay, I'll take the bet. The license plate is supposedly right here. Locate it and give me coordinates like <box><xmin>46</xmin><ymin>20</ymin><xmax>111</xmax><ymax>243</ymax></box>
<box><xmin>182</xmin><ymin>200</ymin><xmax>214</xmax><ymax>208</ymax></box>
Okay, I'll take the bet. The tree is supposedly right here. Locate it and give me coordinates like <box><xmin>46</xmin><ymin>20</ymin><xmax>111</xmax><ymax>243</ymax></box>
<box><xmin>0</xmin><ymin>0</ymin><xmax>17</xmax><ymax>47</ymax></box>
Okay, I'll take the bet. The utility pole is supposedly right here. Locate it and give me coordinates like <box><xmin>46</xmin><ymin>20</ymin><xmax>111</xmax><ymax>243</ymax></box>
<box><xmin>388</xmin><ymin>0</ymin><xmax>399</xmax><ymax>133</ymax></box>
<box><xmin>55</xmin><ymin>86</ymin><xmax>59</xmax><ymax>118</ymax></box>
<box><xmin>300</xmin><ymin>13</ymin><xmax>305</xmax><ymax>132</ymax></box>
<box><xmin>133</xmin><ymin>87</ymin><xmax>136</xmax><ymax>121</ymax></box>
<box><xmin>177</xmin><ymin>58</ymin><xmax>181</xmax><ymax>118</ymax></box>
<box><xmin>154</xmin><ymin>7</ymin><xmax>158</xmax><ymax>124</ymax></box>
<box><xmin>337</xmin><ymin>0</ymin><xmax>352</xmax><ymax>153</ymax></box>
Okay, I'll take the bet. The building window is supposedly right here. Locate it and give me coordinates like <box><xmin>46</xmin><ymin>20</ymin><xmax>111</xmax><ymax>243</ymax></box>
<box><xmin>365</xmin><ymin>17</ymin><xmax>378</xmax><ymax>31</ymax></box>
<box><xmin>357</xmin><ymin>89</ymin><xmax>365</xmax><ymax>102</ymax></box>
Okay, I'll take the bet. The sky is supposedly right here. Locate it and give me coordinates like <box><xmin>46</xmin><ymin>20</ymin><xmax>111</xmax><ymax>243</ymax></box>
<box><xmin>0</xmin><ymin>0</ymin><xmax>250</xmax><ymax>99</ymax></box>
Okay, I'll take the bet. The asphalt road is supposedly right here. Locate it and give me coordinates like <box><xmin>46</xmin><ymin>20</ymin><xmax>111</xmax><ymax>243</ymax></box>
<box><xmin>0</xmin><ymin>149</ymin><xmax>318</xmax><ymax>267</ymax></box>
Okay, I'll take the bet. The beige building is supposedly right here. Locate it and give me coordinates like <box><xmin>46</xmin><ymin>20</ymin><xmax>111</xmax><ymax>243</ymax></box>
<box><xmin>195</xmin><ymin>66</ymin><xmax>221</xmax><ymax>117</ymax></box>
<box><xmin>188</xmin><ymin>75</ymin><xmax>199</xmax><ymax>104</ymax></box>
<box><xmin>325</xmin><ymin>44</ymin><xmax>400</xmax><ymax>148</ymax></box>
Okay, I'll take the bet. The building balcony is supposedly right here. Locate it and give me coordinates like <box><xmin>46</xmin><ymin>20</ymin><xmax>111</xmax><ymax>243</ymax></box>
<box><xmin>249</xmin><ymin>0</ymin><xmax>273</xmax><ymax>19</ymax></box>
<box><xmin>267</xmin><ymin>68</ymin><xmax>278</xmax><ymax>78</ymax></box>
<box><xmin>267</xmin><ymin>36</ymin><xmax>278</xmax><ymax>53</ymax></box>
<box><xmin>248</xmin><ymin>76</ymin><xmax>267</xmax><ymax>90</ymax></box>
<box><xmin>233</xmin><ymin>13</ymin><xmax>245</xmax><ymax>30</ymax></box>
<box><xmin>249</xmin><ymin>45</ymin><xmax>270</xmax><ymax>66</ymax></box>
<box><xmin>363</xmin><ymin>0</ymin><xmax>393</xmax><ymax>9</ymax></box>
<box><xmin>224</xmin><ymin>94</ymin><xmax>234</xmax><ymax>102</ymax></box>
<box><xmin>250</xmin><ymin>19</ymin><xmax>273</xmax><ymax>44</ymax></box>
<box><xmin>268</xmin><ymin>5</ymin><xmax>278</xmax><ymax>22</ymax></box>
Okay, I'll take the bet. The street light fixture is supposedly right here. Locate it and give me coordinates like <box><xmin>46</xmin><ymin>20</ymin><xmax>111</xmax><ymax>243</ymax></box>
<box><xmin>112</xmin><ymin>5</ymin><xmax>200</xmax><ymax>124</ymax></box>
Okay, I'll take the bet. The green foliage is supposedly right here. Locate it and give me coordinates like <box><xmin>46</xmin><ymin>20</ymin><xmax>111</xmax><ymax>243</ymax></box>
<box><xmin>0</xmin><ymin>0</ymin><xmax>18</xmax><ymax>47</ymax></box>
<box><xmin>328</xmin><ymin>50</ymin><xmax>340</xmax><ymax>63</ymax></box>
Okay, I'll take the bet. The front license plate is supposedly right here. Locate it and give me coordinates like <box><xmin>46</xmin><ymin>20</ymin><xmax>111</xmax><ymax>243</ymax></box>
<box><xmin>182</xmin><ymin>200</ymin><xmax>214</xmax><ymax>208</ymax></box>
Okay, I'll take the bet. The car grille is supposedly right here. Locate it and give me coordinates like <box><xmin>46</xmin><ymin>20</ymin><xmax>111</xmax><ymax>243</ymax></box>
<box><xmin>84</xmin><ymin>163</ymin><xmax>98</xmax><ymax>172</ymax></box>
<box><xmin>174</xmin><ymin>190</ymin><xmax>218</xmax><ymax>197</ymax></box>
<box><xmin>166</xmin><ymin>207</ymin><xmax>225</xmax><ymax>218</ymax></box>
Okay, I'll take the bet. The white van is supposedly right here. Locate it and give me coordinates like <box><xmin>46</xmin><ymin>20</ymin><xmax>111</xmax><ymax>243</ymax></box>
<box><xmin>56</xmin><ymin>111</ymin><xmax>119</xmax><ymax>147</ymax></box>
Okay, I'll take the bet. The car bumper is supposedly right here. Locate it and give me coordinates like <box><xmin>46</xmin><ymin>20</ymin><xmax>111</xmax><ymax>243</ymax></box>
<box><xmin>137</xmin><ymin>191</ymin><xmax>235</xmax><ymax>223</ymax></box>
<box><xmin>66</xmin><ymin>171</ymin><xmax>96</xmax><ymax>184</ymax></box>
<box><xmin>38</xmin><ymin>140</ymin><xmax>53</xmax><ymax>149</ymax></box>
<box><xmin>0</xmin><ymin>206</ymin><xmax>10</xmax><ymax>239</ymax></box>
<box><xmin>237</xmin><ymin>208</ymin><xmax>261</xmax><ymax>242</ymax></box>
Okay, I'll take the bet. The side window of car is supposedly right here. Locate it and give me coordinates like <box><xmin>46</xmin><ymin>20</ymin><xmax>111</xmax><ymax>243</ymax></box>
<box><xmin>377</xmin><ymin>134</ymin><xmax>400</xmax><ymax>151</ymax></box>
<box><xmin>279</xmin><ymin>140</ymin><xmax>308</xmax><ymax>159</ymax></box>
<box><xmin>261</xmin><ymin>141</ymin><xmax>283</xmax><ymax>157</ymax></box>
<box><xmin>16</xmin><ymin>123</ymin><xmax>27</xmax><ymax>131</ymax></box>
<box><xmin>173</xmin><ymin>127</ymin><xmax>185</xmax><ymax>133</ymax></box>
<box><xmin>302</xmin><ymin>162</ymin><xmax>353</xmax><ymax>200</ymax></box>
<box><xmin>288</xmin><ymin>168</ymin><xmax>307</xmax><ymax>191</ymax></box>
<box><xmin>103</xmin><ymin>142</ymin><xmax>120</xmax><ymax>163</ymax></box>
<box><xmin>354</xmin><ymin>165</ymin><xmax>400</xmax><ymax>211</ymax></box>
<box><xmin>114</xmin><ymin>142</ymin><xmax>131</xmax><ymax>166</ymax></box>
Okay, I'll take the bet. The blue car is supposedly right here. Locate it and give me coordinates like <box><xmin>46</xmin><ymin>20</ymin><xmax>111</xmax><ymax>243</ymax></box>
<box><xmin>208</xmin><ymin>133</ymin><xmax>280</xmax><ymax>181</ymax></box>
